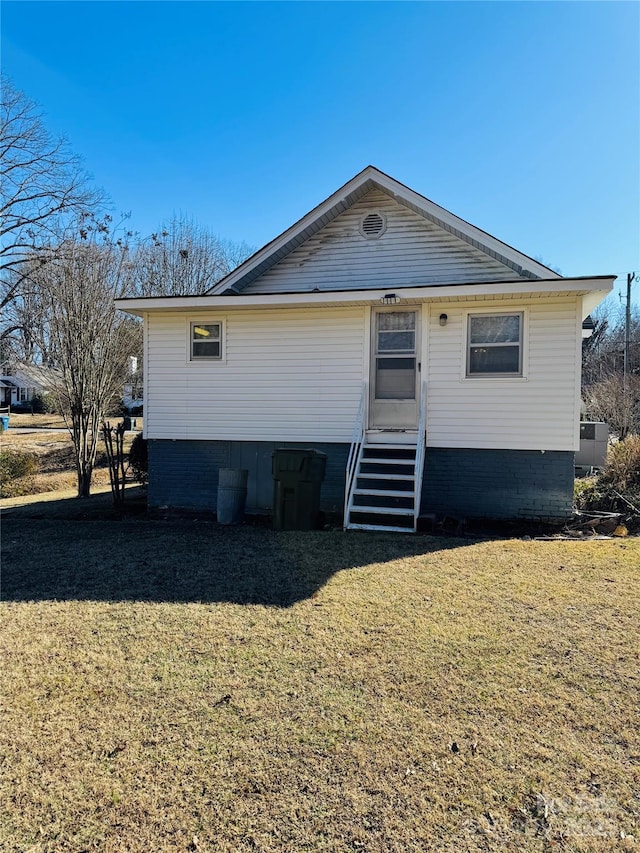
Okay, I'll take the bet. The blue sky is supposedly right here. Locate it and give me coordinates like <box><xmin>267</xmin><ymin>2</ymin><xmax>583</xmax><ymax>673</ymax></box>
<box><xmin>2</xmin><ymin>1</ymin><xmax>639</xmax><ymax>305</ymax></box>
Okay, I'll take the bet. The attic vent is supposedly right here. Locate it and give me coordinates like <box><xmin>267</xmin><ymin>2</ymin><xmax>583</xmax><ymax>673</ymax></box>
<box><xmin>360</xmin><ymin>211</ymin><xmax>386</xmax><ymax>239</ymax></box>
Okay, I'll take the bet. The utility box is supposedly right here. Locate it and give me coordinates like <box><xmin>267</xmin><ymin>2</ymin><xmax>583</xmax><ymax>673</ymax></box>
<box><xmin>272</xmin><ymin>448</ymin><xmax>327</xmax><ymax>531</ymax></box>
<box><xmin>575</xmin><ymin>422</ymin><xmax>608</xmax><ymax>469</ymax></box>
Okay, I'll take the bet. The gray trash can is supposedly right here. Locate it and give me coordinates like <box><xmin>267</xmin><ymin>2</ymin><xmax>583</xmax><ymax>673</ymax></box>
<box><xmin>217</xmin><ymin>468</ymin><xmax>249</xmax><ymax>524</ymax></box>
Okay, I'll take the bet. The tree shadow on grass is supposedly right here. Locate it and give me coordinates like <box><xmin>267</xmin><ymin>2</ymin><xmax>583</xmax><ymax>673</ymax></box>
<box><xmin>1</xmin><ymin>500</ymin><xmax>473</xmax><ymax>606</ymax></box>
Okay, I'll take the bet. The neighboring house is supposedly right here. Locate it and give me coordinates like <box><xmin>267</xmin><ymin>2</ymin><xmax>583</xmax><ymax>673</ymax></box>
<box><xmin>123</xmin><ymin>356</ymin><xmax>144</xmax><ymax>413</ymax></box>
<box><xmin>0</xmin><ymin>361</ymin><xmax>59</xmax><ymax>407</ymax></box>
<box><xmin>116</xmin><ymin>166</ymin><xmax>614</xmax><ymax>530</ymax></box>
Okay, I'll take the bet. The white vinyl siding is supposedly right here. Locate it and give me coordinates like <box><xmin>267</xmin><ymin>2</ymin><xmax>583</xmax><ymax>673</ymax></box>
<box><xmin>425</xmin><ymin>298</ymin><xmax>580</xmax><ymax>451</ymax></box>
<box><xmin>146</xmin><ymin>306</ymin><xmax>366</xmax><ymax>442</ymax></box>
<box><xmin>243</xmin><ymin>190</ymin><xmax>529</xmax><ymax>294</ymax></box>
<box><xmin>145</xmin><ymin>297</ymin><xmax>580</xmax><ymax>451</ymax></box>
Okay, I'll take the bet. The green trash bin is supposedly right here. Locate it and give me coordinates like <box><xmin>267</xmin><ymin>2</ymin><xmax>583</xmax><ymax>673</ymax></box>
<box><xmin>272</xmin><ymin>448</ymin><xmax>327</xmax><ymax>531</ymax></box>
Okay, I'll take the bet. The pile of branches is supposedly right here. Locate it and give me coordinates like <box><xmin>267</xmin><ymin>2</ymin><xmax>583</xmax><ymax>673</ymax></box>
<box><xmin>574</xmin><ymin>434</ymin><xmax>640</xmax><ymax>535</ymax></box>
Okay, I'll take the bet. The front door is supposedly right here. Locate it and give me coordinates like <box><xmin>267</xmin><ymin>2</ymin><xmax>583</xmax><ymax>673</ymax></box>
<box><xmin>370</xmin><ymin>308</ymin><xmax>419</xmax><ymax>429</ymax></box>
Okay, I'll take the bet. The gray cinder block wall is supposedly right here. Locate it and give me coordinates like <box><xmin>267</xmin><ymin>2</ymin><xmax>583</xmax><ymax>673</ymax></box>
<box><xmin>421</xmin><ymin>448</ymin><xmax>575</xmax><ymax>521</ymax></box>
<box><xmin>148</xmin><ymin>440</ymin><xmax>574</xmax><ymax>522</ymax></box>
<box><xmin>148</xmin><ymin>440</ymin><xmax>349</xmax><ymax>514</ymax></box>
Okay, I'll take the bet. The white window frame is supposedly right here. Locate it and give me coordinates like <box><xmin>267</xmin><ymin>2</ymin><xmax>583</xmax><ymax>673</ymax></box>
<box><xmin>187</xmin><ymin>317</ymin><xmax>226</xmax><ymax>364</ymax></box>
<box><xmin>464</xmin><ymin>309</ymin><xmax>527</xmax><ymax>379</ymax></box>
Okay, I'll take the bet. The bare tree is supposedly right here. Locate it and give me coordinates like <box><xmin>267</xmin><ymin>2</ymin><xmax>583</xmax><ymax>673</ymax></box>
<box><xmin>0</xmin><ymin>77</ymin><xmax>104</xmax><ymax>355</ymax></box>
<box><xmin>583</xmin><ymin>373</ymin><xmax>640</xmax><ymax>439</ymax></box>
<box><xmin>582</xmin><ymin>297</ymin><xmax>640</xmax><ymax>436</ymax></box>
<box><xmin>132</xmin><ymin>214</ymin><xmax>252</xmax><ymax>296</ymax></box>
<box><xmin>30</xmin><ymin>218</ymin><xmax>139</xmax><ymax>496</ymax></box>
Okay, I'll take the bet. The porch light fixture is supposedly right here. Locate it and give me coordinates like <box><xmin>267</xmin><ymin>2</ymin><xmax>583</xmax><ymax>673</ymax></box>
<box><xmin>439</xmin><ymin>313</ymin><xmax>448</xmax><ymax>327</ymax></box>
<box><xmin>381</xmin><ymin>293</ymin><xmax>400</xmax><ymax>305</ymax></box>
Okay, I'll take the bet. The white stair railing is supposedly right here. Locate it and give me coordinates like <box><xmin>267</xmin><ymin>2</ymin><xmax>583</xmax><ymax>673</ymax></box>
<box><xmin>344</xmin><ymin>381</ymin><xmax>367</xmax><ymax>528</ymax></box>
<box><xmin>413</xmin><ymin>381</ymin><xmax>428</xmax><ymax>530</ymax></box>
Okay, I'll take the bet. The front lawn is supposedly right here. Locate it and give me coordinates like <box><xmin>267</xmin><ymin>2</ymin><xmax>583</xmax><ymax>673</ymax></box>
<box><xmin>1</xmin><ymin>515</ymin><xmax>638</xmax><ymax>852</ymax></box>
<box><xmin>0</xmin><ymin>424</ymin><xmax>140</xmax><ymax>497</ymax></box>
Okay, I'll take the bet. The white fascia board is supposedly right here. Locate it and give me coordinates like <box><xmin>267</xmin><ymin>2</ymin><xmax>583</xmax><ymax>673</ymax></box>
<box><xmin>206</xmin><ymin>168</ymin><xmax>378</xmax><ymax>295</ymax></box>
<box><xmin>370</xmin><ymin>171</ymin><xmax>562</xmax><ymax>280</ymax></box>
<box><xmin>115</xmin><ymin>276</ymin><xmax>615</xmax><ymax>316</ymax></box>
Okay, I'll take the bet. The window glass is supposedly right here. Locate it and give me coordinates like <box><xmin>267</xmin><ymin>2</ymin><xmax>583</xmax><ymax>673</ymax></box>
<box><xmin>377</xmin><ymin>312</ymin><xmax>416</xmax><ymax>353</ymax></box>
<box><xmin>467</xmin><ymin>313</ymin><xmax>522</xmax><ymax>376</ymax></box>
<box><xmin>377</xmin><ymin>312</ymin><xmax>415</xmax><ymax>332</ymax></box>
<box><xmin>470</xmin><ymin>314</ymin><xmax>520</xmax><ymax>344</ymax></box>
<box><xmin>375</xmin><ymin>357</ymin><xmax>416</xmax><ymax>399</ymax></box>
<box><xmin>469</xmin><ymin>345</ymin><xmax>520</xmax><ymax>374</ymax></box>
<box><xmin>191</xmin><ymin>323</ymin><xmax>222</xmax><ymax>360</ymax></box>
<box><xmin>378</xmin><ymin>331</ymin><xmax>415</xmax><ymax>352</ymax></box>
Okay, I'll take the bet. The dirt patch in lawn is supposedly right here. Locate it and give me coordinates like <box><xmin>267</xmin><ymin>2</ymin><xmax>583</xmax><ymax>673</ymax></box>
<box><xmin>1</xmin><ymin>516</ymin><xmax>638</xmax><ymax>852</ymax></box>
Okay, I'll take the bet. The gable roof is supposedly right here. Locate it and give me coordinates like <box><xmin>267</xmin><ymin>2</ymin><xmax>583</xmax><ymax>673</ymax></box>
<box><xmin>1</xmin><ymin>361</ymin><xmax>61</xmax><ymax>392</ymax></box>
<box><xmin>209</xmin><ymin>166</ymin><xmax>562</xmax><ymax>296</ymax></box>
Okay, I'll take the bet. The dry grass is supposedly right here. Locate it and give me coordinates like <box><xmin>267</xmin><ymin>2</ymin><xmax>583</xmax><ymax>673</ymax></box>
<box><xmin>7</xmin><ymin>415</ymin><xmax>143</xmax><ymax>430</ymax></box>
<box><xmin>1</xmin><ymin>427</ymin><xmax>139</xmax><ymax>496</ymax></box>
<box><xmin>1</xmin><ymin>511</ymin><xmax>638</xmax><ymax>852</ymax></box>
<box><xmin>7</xmin><ymin>414</ymin><xmax>68</xmax><ymax>429</ymax></box>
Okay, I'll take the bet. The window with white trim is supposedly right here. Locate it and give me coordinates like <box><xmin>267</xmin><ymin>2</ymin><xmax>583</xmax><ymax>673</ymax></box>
<box><xmin>467</xmin><ymin>312</ymin><xmax>523</xmax><ymax>376</ymax></box>
<box><xmin>190</xmin><ymin>321</ymin><xmax>223</xmax><ymax>360</ymax></box>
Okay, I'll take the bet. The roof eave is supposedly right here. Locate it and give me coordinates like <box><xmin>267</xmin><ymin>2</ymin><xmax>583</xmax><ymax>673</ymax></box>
<box><xmin>116</xmin><ymin>275</ymin><xmax>615</xmax><ymax>316</ymax></box>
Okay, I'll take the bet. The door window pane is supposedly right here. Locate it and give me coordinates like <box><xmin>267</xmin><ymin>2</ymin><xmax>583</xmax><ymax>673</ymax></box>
<box><xmin>378</xmin><ymin>331</ymin><xmax>415</xmax><ymax>352</ymax></box>
<box><xmin>377</xmin><ymin>312</ymin><xmax>415</xmax><ymax>332</ymax></box>
<box><xmin>375</xmin><ymin>357</ymin><xmax>416</xmax><ymax>399</ymax></box>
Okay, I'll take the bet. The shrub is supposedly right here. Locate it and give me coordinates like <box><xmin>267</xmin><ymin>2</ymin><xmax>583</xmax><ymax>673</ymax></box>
<box><xmin>31</xmin><ymin>393</ymin><xmax>59</xmax><ymax>414</ymax></box>
<box><xmin>574</xmin><ymin>476</ymin><xmax>611</xmax><ymax>512</ymax></box>
<box><xmin>602</xmin><ymin>434</ymin><xmax>640</xmax><ymax>491</ymax></box>
<box><xmin>9</xmin><ymin>400</ymin><xmax>33</xmax><ymax>413</ymax></box>
<box><xmin>129</xmin><ymin>433</ymin><xmax>148</xmax><ymax>485</ymax></box>
<box><xmin>575</xmin><ymin>434</ymin><xmax>640</xmax><ymax>519</ymax></box>
<box><xmin>0</xmin><ymin>450</ymin><xmax>39</xmax><ymax>498</ymax></box>
<box><xmin>10</xmin><ymin>393</ymin><xmax>59</xmax><ymax>414</ymax></box>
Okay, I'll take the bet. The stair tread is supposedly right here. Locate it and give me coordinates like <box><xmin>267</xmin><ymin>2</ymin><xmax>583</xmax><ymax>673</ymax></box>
<box><xmin>346</xmin><ymin>523</ymin><xmax>416</xmax><ymax>533</ymax></box>
<box><xmin>349</xmin><ymin>505</ymin><xmax>414</xmax><ymax>516</ymax></box>
<box><xmin>360</xmin><ymin>458</ymin><xmax>415</xmax><ymax>466</ymax></box>
<box><xmin>364</xmin><ymin>443</ymin><xmax>417</xmax><ymax>451</ymax></box>
<box><xmin>358</xmin><ymin>473</ymin><xmax>415</xmax><ymax>481</ymax></box>
<box><xmin>353</xmin><ymin>489</ymin><xmax>415</xmax><ymax>498</ymax></box>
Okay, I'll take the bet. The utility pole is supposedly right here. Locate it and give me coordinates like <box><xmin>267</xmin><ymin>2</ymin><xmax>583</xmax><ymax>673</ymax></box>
<box><xmin>623</xmin><ymin>272</ymin><xmax>633</xmax><ymax>381</ymax></box>
<box><xmin>622</xmin><ymin>272</ymin><xmax>636</xmax><ymax>437</ymax></box>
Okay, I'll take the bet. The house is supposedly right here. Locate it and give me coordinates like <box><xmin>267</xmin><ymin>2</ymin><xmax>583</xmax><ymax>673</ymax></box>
<box><xmin>116</xmin><ymin>166</ymin><xmax>614</xmax><ymax>530</ymax></box>
<box><xmin>0</xmin><ymin>361</ymin><xmax>59</xmax><ymax>408</ymax></box>
<box><xmin>123</xmin><ymin>356</ymin><xmax>144</xmax><ymax>413</ymax></box>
